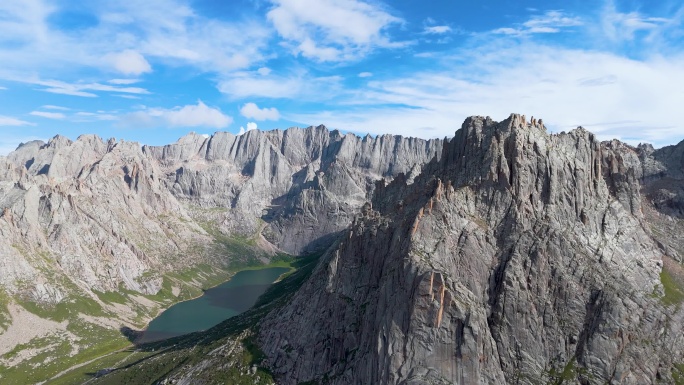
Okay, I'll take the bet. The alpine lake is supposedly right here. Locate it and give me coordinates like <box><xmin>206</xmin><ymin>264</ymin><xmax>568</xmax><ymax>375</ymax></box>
<box><xmin>139</xmin><ymin>267</ymin><xmax>289</xmax><ymax>343</ymax></box>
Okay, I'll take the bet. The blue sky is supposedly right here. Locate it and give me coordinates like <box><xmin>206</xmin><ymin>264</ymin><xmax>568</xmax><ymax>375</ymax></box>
<box><xmin>0</xmin><ymin>0</ymin><xmax>683</xmax><ymax>154</ymax></box>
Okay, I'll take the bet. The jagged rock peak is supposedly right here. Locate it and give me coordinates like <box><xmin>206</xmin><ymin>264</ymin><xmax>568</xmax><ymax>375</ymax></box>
<box><xmin>46</xmin><ymin>134</ymin><xmax>73</xmax><ymax>149</ymax></box>
<box><xmin>258</xmin><ymin>113</ymin><xmax>678</xmax><ymax>385</ymax></box>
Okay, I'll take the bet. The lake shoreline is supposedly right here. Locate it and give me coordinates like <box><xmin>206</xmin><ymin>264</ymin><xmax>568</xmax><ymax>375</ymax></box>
<box><xmin>139</xmin><ymin>265</ymin><xmax>291</xmax><ymax>343</ymax></box>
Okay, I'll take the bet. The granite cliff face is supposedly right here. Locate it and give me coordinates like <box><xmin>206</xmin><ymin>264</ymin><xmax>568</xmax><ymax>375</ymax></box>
<box><xmin>0</xmin><ymin>126</ymin><xmax>440</xmax><ymax>303</ymax></box>
<box><xmin>0</xmin><ymin>135</ymin><xmax>207</xmax><ymax>301</ymax></box>
<box><xmin>146</xmin><ymin>126</ymin><xmax>442</xmax><ymax>254</ymax></box>
<box><xmin>258</xmin><ymin>114</ymin><xmax>684</xmax><ymax>384</ymax></box>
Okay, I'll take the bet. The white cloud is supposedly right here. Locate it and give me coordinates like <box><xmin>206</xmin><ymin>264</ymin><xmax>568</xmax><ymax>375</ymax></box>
<box><xmin>240</xmin><ymin>102</ymin><xmax>280</xmax><ymax>121</ymax></box>
<box><xmin>600</xmin><ymin>2</ymin><xmax>673</xmax><ymax>43</ymax></box>
<box><xmin>0</xmin><ymin>1</ymin><xmax>271</xmax><ymax>83</ymax></box>
<box><xmin>160</xmin><ymin>101</ymin><xmax>232</xmax><ymax>128</ymax></box>
<box><xmin>106</xmin><ymin>50</ymin><xmax>152</xmax><ymax>75</ymax></box>
<box><xmin>267</xmin><ymin>0</ymin><xmax>402</xmax><ymax>61</ymax></box>
<box><xmin>358</xmin><ymin>72</ymin><xmax>373</xmax><ymax>77</ymax></box>
<box><xmin>121</xmin><ymin>101</ymin><xmax>232</xmax><ymax>129</ymax></box>
<box><xmin>218</xmin><ymin>70</ymin><xmax>343</xmax><ymax>100</ymax></box>
<box><xmin>257</xmin><ymin>67</ymin><xmax>272</xmax><ymax>76</ymax></box>
<box><xmin>492</xmin><ymin>28</ymin><xmax>520</xmax><ymax>36</ymax></box>
<box><xmin>524</xmin><ymin>10</ymin><xmax>583</xmax><ymax>29</ymax></box>
<box><xmin>73</xmin><ymin>111</ymin><xmax>118</xmax><ymax>121</ymax></box>
<box><xmin>493</xmin><ymin>10</ymin><xmax>582</xmax><ymax>36</ymax></box>
<box><xmin>0</xmin><ymin>86</ymin><xmax>6</xmax><ymax>90</ymax></box>
<box><xmin>0</xmin><ymin>115</ymin><xmax>33</xmax><ymax>126</ymax></box>
<box><xmin>219</xmin><ymin>73</ymin><xmax>302</xmax><ymax>99</ymax></box>
<box><xmin>26</xmin><ymin>78</ymin><xmax>150</xmax><ymax>98</ymax></box>
<box><xmin>109</xmin><ymin>78</ymin><xmax>141</xmax><ymax>85</ymax></box>
<box><xmin>42</xmin><ymin>105</ymin><xmax>70</xmax><ymax>110</ymax></box>
<box><xmin>238</xmin><ymin>122</ymin><xmax>258</xmax><ymax>135</ymax></box>
<box><xmin>30</xmin><ymin>111</ymin><xmax>66</xmax><ymax>119</ymax></box>
<box><xmin>424</xmin><ymin>25</ymin><xmax>451</xmax><ymax>34</ymax></box>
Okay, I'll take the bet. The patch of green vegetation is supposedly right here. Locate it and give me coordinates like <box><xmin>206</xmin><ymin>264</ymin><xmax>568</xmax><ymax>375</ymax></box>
<box><xmin>544</xmin><ymin>357</ymin><xmax>592</xmax><ymax>385</ymax></box>
<box><xmin>0</xmin><ymin>321</ymin><xmax>131</xmax><ymax>385</ymax></box>
<box><xmin>557</xmin><ymin>359</ymin><xmax>577</xmax><ymax>383</ymax></box>
<box><xmin>0</xmin><ymin>289</ymin><xmax>10</xmax><ymax>330</ymax></box>
<box><xmin>0</xmin><ymin>287</ymin><xmax>145</xmax><ymax>385</ymax></box>
<box><xmin>238</xmin><ymin>253</ymin><xmax>296</xmax><ymax>275</ymax></box>
<box><xmin>17</xmin><ymin>294</ymin><xmax>106</xmax><ymax>322</ymax></box>
<box><xmin>660</xmin><ymin>267</ymin><xmax>684</xmax><ymax>307</ymax></box>
<box><xmin>199</xmin><ymin>222</ymin><xmax>267</xmax><ymax>269</ymax></box>
<box><xmin>673</xmin><ymin>363</ymin><xmax>684</xmax><ymax>385</ymax></box>
<box><xmin>79</xmin><ymin>349</ymin><xmax>187</xmax><ymax>385</ymax></box>
<box><xmin>253</xmin><ymin>252</ymin><xmax>320</xmax><ymax>309</ymax></box>
<box><xmin>169</xmin><ymin>263</ymin><xmax>227</xmax><ymax>287</ymax></box>
<box><xmin>242</xmin><ymin>334</ymin><xmax>270</xmax><ymax>368</ymax></box>
<box><xmin>93</xmin><ymin>289</ymin><xmax>129</xmax><ymax>305</ymax></box>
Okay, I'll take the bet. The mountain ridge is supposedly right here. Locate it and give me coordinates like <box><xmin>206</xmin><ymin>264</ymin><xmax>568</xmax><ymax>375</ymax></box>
<box><xmin>1</xmin><ymin>114</ymin><xmax>683</xmax><ymax>384</ymax></box>
<box><xmin>256</xmin><ymin>114</ymin><xmax>683</xmax><ymax>384</ymax></box>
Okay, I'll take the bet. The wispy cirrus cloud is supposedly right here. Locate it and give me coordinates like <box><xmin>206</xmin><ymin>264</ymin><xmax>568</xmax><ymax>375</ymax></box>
<box><xmin>108</xmin><ymin>79</ymin><xmax>141</xmax><ymax>85</ymax></box>
<box><xmin>423</xmin><ymin>25</ymin><xmax>451</xmax><ymax>34</ymax></box>
<box><xmin>42</xmin><ymin>105</ymin><xmax>70</xmax><ymax>110</ymax></box>
<box><xmin>24</xmin><ymin>78</ymin><xmax>150</xmax><ymax>97</ymax></box>
<box><xmin>73</xmin><ymin>111</ymin><xmax>118</xmax><ymax>122</ymax></box>
<box><xmin>598</xmin><ymin>0</ymin><xmax>680</xmax><ymax>47</ymax></box>
<box><xmin>30</xmin><ymin>110</ymin><xmax>66</xmax><ymax>119</ymax></box>
<box><xmin>0</xmin><ymin>115</ymin><xmax>34</xmax><ymax>127</ymax></box>
<box><xmin>493</xmin><ymin>10</ymin><xmax>582</xmax><ymax>36</ymax></box>
<box><xmin>218</xmin><ymin>69</ymin><xmax>343</xmax><ymax>100</ymax></box>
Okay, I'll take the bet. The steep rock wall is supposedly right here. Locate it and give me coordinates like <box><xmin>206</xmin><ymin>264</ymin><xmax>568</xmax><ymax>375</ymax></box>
<box><xmin>259</xmin><ymin>114</ymin><xmax>682</xmax><ymax>384</ymax></box>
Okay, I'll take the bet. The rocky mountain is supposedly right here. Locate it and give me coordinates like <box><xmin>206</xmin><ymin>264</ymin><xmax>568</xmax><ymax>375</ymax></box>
<box><xmin>146</xmin><ymin>126</ymin><xmax>443</xmax><ymax>254</ymax></box>
<box><xmin>103</xmin><ymin>114</ymin><xmax>684</xmax><ymax>385</ymax></box>
<box><xmin>255</xmin><ymin>114</ymin><xmax>684</xmax><ymax>384</ymax></box>
<box><xmin>0</xmin><ymin>125</ymin><xmax>441</xmax><ymax>383</ymax></box>
<box><xmin>2</xmin><ymin>114</ymin><xmax>684</xmax><ymax>384</ymax></box>
<box><xmin>0</xmin><ymin>126</ymin><xmax>440</xmax><ymax>302</ymax></box>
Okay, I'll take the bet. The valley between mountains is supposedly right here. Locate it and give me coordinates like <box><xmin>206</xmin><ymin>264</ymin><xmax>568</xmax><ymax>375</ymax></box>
<box><xmin>1</xmin><ymin>113</ymin><xmax>683</xmax><ymax>384</ymax></box>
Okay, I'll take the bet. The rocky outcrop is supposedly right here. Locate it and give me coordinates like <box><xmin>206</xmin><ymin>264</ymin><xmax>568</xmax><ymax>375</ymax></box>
<box><xmin>145</xmin><ymin>125</ymin><xmax>442</xmax><ymax>254</ymax></box>
<box><xmin>259</xmin><ymin>114</ymin><xmax>684</xmax><ymax>384</ymax></box>
<box><xmin>0</xmin><ymin>127</ymin><xmax>441</xmax><ymax>302</ymax></box>
<box><xmin>0</xmin><ymin>135</ymin><xmax>209</xmax><ymax>302</ymax></box>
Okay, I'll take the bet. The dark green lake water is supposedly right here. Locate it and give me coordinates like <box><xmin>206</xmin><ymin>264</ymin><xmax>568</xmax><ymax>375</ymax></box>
<box><xmin>139</xmin><ymin>267</ymin><xmax>289</xmax><ymax>343</ymax></box>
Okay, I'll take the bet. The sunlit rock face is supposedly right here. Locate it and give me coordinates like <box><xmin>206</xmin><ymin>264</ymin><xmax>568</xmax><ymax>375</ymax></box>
<box><xmin>259</xmin><ymin>114</ymin><xmax>684</xmax><ymax>385</ymax></box>
<box><xmin>0</xmin><ymin>127</ymin><xmax>441</xmax><ymax>301</ymax></box>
